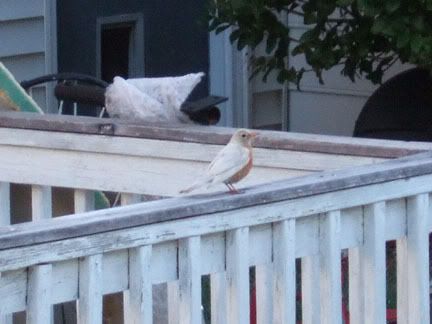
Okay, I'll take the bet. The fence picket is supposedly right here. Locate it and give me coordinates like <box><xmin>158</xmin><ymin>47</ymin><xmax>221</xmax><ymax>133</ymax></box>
<box><xmin>348</xmin><ymin>248</ymin><xmax>363</xmax><ymax>324</ymax></box>
<box><xmin>210</xmin><ymin>272</ymin><xmax>227</xmax><ymax>324</ymax></box>
<box><xmin>78</xmin><ymin>254</ymin><xmax>103</xmax><ymax>324</ymax></box>
<box><xmin>273</xmin><ymin>219</ymin><xmax>296</xmax><ymax>324</ymax></box>
<box><xmin>301</xmin><ymin>255</ymin><xmax>320</xmax><ymax>324</ymax></box>
<box><xmin>179</xmin><ymin>236</ymin><xmax>201</xmax><ymax>324</ymax></box>
<box><xmin>256</xmin><ymin>264</ymin><xmax>273</xmax><ymax>324</ymax></box>
<box><xmin>397</xmin><ymin>238</ymin><xmax>408</xmax><ymax>323</ymax></box>
<box><xmin>124</xmin><ymin>245</ymin><xmax>153</xmax><ymax>324</ymax></box>
<box><xmin>0</xmin><ymin>183</ymin><xmax>11</xmax><ymax>324</ymax></box>
<box><xmin>407</xmin><ymin>194</ymin><xmax>430</xmax><ymax>323</ymax></box>
<box><xmin>226</xmin><ymin>227</ymin><xmax>250</xmax><ymax>324</ymax></box>
<box><xmin>31</xmin><ymin>185</ymin><xmax>52</xmax><ymax>220</ymax></box>
<box><xmin>363</xmin><ymin>202</ymin><xmax>386</xmax><ymax>323</ymax></box>
<box><xmin>26</xmin><ymin>264</ymin><xmax>52</xmax><ymax>324</ymax></box>
<box><xmin>74</xmin><ymin>189</ymin><xmax>95</xmax><ymax>213</ymax></box>
<box><xmin>168</xmin><ymin>281</ymin><xmax>179</xmax><ymax>324</ymax></box>
<box><xmin>320</xmin><ymin>210</ymin><xmax>342</xmax><ymax>324</ymax></box>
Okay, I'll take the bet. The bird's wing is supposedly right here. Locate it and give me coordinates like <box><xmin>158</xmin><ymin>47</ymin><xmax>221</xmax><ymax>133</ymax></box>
<box><xmin>205</xmin><ymin>143</ymin><xmax>250</xmax><ymax>182</ymax></box>
<box><xmin>179</xmin><ymin>143</ymin><xmax>249</xmax><ymax>193</ymax></box>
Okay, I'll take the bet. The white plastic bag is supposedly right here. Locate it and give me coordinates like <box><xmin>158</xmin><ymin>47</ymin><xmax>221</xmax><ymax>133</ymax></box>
<box><xmin>105</xmin><ymin>72</ymin><xmax>204</xmax><ymax>123</ymax></box>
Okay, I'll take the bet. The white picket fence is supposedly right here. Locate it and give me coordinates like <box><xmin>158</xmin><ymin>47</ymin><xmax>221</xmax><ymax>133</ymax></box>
<box><xmin>0</xmin><ymin>112</ymin><xmax>431</xmax><ymax>324</ymax></box>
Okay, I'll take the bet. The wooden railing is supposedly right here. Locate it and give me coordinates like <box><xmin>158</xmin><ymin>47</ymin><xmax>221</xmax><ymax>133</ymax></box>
<box><xmin>0</xmin><ymin>112</ymin><xmax>431</xmax><ymax>323</ymax></box>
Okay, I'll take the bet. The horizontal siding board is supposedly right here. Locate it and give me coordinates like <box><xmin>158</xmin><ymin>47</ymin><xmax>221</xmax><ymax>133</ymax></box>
<box><xmin>0</xmin><ymin>0</ymin><xmax>44</xmax><ymax>21</ymax></box>
<box><xmin>1</xmin><ymin>53</ymin><xmax>45</xmax><ymax>82</ymax></box>
<box><xmin>0</xmin><ymin>18</ymin><xmax>45</xmax><ymax>58</ymax></box>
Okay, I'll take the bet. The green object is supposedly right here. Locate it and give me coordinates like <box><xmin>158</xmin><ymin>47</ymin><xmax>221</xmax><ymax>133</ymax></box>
<box><xmin>95</xmin><ymin>191</ymin><xmax>111</xmax><ymax>210</ymax></box>
<box><xmin>0</xmin><ymin>62</ymin><xmax>111</xmax><ymax>210</ymax></box>
<box><xmin>0</xmin><ymin>62</ymin><xmax>43</xmax><ymax>113</ymax></box>
<box><xmin>209</xmin><ymin>0</ymin><xmax>432</xmax><ymax>86</ymax></box>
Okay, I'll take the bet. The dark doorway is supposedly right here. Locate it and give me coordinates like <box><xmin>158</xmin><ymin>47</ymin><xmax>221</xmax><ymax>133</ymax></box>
<box><xmin>101</xmin><ymin>26</ymin><xmax>131</xmax><ymax>82</ymax></box>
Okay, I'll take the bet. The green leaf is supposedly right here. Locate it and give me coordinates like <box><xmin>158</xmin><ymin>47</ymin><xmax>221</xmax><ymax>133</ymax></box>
<box><xmin>300</xmin><ymin>28</ymin><xmax>319</xmax><ymax>43</ymax></box>
<box><xmin>384</xmin><ymin>0</ymin><xmax>400</xmax><ymax>13</ymax></box>
<box><xmin>336</xmin><ymin>0</ymin><xmax>353</xmax><ymax>6</ymax></box>
<box><xmin>266</xmin><ymin>35</ymin><xmax>278</xmax><ymax>54</ymax></box>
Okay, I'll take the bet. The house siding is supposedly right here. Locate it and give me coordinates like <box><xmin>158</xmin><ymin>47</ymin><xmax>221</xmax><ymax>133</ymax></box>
<box><xmin>0</xmin><ymin>0</ymin><xmax>57</xmax><ymax>113</ymax></box>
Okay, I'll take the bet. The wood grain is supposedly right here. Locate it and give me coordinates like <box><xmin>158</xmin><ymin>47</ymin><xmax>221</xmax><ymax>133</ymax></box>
<box><xmin>0</xmin><ymin>111</ymin><xmax>430</xmax><ymax>158</ymax></box>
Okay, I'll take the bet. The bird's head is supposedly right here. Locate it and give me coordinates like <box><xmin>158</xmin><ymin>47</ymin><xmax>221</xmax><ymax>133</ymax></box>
<box><xmin>231</xmin><ymin>129</ymin><xmax>258</xmax><ymax>147</ymax></box>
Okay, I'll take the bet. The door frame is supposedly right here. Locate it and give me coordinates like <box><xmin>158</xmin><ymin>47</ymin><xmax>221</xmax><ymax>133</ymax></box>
<box><xmin>95</xmin><ymin>13</ymin><xmax>145</xmax><ymax>79</ymax></box>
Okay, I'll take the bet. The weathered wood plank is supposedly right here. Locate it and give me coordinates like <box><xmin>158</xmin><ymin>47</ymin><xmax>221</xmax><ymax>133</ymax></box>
<box><xmin>0</xmin><ymin>269</ymin><xmax>27</xmax><ymax>315</ymax></box>
<box><xmin>120</xmin><ymin>193</ymin><xmax>141</xmax><ymax>206</ymax></box>
<box><xmin>272</xmin><ymin>219</ymin><xmax>296</xmax><ymax>324</ymax></box>
<box><xmin>179</xmin><ymin>236</ymin><xmax>201</xmax><ymax>324</ymax></box>
<box><xmin>0</xmin><ymin>111</ymin><xmax>429</xmax><ymax>158</ymax></box>
<box><xmin>255</xmin><ymin>264</ymin><xmax>273</xmax><ymax>324</ymax></box>
<box><xmin>226</xmin><ymin>227</ymin><xmax>250</xmax><ymax>324</ymax></box>
<box><xmin>74</xmin><ymin>190</ymin><xmax>94</xmax><ymax>213</ymax></box>
<box><xmin>31</xmin><ymin>185</ymin><xmax>52</xmax><ymax>220</ymax></box>
<box><xmin>124</xmin><ymin>246</ymin><xmax>153</xmax><ymax>324</ymax></box>
<box><xmin>319</xmin><ymin>210</ymin><xmax>342</xmax><ymax>324</ymax></box>
<box><xmin>210</xmin><ymin>272</ymin><xmax>227</xmax><ymax>324</ymax></box>
<box><xmin>301</xmin><ymin>255</ymin><xmax>320</xmax><ymax>324</ymax></box>
<box><xmin>362</xmin><ymin>202</ymin><xmax>386</xmax><ymax>323</ymax></box>
<box><xmin>77</xmin><ymin>254</ymin><xmax>103</xmax><ymax>324</ymax></box>
<box><xmin>0</xmin><ymin>183</ymin><xmax>11</xmax><ymax>324</ymax></box>
<box><xmin>0</xmin><ymin>182</ymin><xmax>10</xmax><ymax>226</ymax></box>
<box><xmin>26</xmin><ymin>264</ymin><xmax>52</xmax><ymax>324</ymax></box>
<box><xmin>0</xmin><ymin>128</ymin><xmax>385</xmax><ymax>172</ymax></box>
<box><xmin>167</xmin><ymin>281</ymin><xmax>179</xmax><ymax>324</ymax></box>
<box><xmin>406</xmin><ymin>194</ymin><xmax>430</xmax><ymax>323</ymax></box>
<box><xmin>0</xmin><ymin>142</ymin><xmax>308</xmax><ymax>196</ymax></box>
<box><xmin>397</xmin><ymin>238</ymin><xmax>408</xmax><ymax>324</ymax></box>
<box><xmin>1</xmin><ymin>153</ymin><xmax>432</xmax><ymax>253</ymax></box>
<box><xmin>348</xmin><ymin>248</ymin><xmax>363</xmax><ymax>324</ymax></box>
<box><xmin>2</xmin><ymin>173</ymin><xmax>432</xmax><ymax>273</ymax></box>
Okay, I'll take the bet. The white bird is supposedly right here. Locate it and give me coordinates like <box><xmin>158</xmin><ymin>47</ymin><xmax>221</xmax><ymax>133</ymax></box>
<box><xmin>180</xmin><ymin>129</ymin><xmax>257</xmax><ymax>194</ymax></box>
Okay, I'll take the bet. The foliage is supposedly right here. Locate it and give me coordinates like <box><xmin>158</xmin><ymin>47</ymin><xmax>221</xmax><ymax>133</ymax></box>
<box><xmin>208</xmin><ymin>0</ymin><xmax>432</xmax><ymax>86</ymax></box>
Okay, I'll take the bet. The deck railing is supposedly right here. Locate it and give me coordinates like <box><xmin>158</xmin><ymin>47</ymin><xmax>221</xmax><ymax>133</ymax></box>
<box><xmin>0</xmin><ymin>112</ymin><xmax>431</xmax><ymax>323</ymax></box>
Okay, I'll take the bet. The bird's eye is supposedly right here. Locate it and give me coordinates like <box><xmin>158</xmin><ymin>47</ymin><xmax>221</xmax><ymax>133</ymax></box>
<box><xmin>242</xmin><ymin>134</ymin><xmax>246</xmax><ymax>138</ymax></box>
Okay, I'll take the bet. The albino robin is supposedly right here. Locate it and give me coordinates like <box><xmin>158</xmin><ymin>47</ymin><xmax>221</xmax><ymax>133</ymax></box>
<box><xmin>180</xmin><ymin>129</ymin><xmax>257</xmax><ymax>194</ymax></box>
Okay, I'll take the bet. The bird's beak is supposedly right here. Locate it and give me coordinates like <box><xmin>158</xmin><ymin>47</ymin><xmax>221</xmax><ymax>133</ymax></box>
<box><xmin>250</xmin><ymin>131</ymin><xmax>258</xmax><ymax>138</ymax></box>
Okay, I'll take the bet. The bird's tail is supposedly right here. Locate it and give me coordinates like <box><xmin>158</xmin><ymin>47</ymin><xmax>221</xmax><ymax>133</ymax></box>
<box><xmin>179</xmin><ymin>177</ymin><xmax>212</xmax><ymax>194</ymax></box>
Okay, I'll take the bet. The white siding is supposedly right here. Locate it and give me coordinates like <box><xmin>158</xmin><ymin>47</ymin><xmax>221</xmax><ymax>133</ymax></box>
<box><xmin>0</xmin><ymin>0</ymin><xmax>57</xmax><ymax>113</ymax></box>
<box><xmin>210</xmin><ymin>12</ymin><xmax>410</xmax><ymax>136</ymax></box>
<box><xmin>287</xmin><ymin>17</ymin><xmax>408</xmax><ymax>136</ymax></box>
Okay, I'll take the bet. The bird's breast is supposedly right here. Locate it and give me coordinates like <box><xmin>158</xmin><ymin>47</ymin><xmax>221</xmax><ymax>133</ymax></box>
<box><xmin>226</xmin><ymin>150</ymin><xmax>253</xmax><ymax>184</ymax></box>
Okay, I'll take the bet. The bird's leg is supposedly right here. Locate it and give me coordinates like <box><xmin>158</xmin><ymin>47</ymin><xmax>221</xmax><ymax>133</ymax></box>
<box><xmin>225</xmin><ymin>183</ymin><xmax>233</xmax><ymax>192</ymax></box>
<box><xmin>226</xmin><ymin>183</ymin><xmax>240</xmax><ymax>194</ymax></box>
